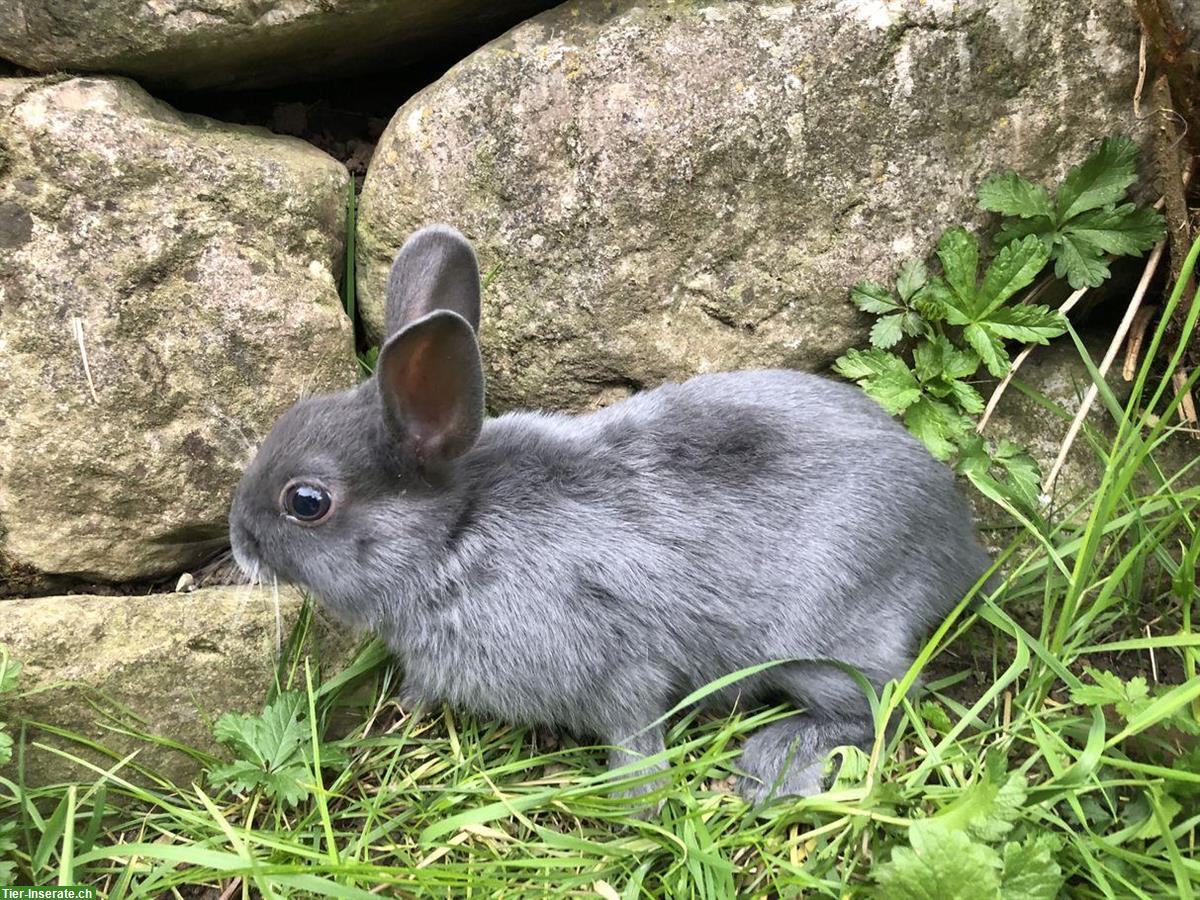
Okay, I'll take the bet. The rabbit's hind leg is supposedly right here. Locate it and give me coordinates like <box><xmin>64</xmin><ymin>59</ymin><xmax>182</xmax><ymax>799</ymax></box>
<box><xmin>735</xmin><ymin>713</ymin><xmax>874</xmax><ymax>805</ymax></box>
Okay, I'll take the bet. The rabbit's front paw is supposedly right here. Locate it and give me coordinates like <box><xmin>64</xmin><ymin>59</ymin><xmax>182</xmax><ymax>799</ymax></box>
<box><xmin>607</xmin><ymin>727</ymin><xmax>667</xmax><ymax>819</ymax></box>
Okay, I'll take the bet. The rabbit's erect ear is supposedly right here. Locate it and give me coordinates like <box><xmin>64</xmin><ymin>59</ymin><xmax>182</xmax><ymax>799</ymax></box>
<box><xmin>378</xmin><ymin>310</ymin><xmax>484</xmax><ymax>464</ymax></box>
<box><xmin>385</xmin><ymin>224</ymin><xmax>481</xmax><ymax>339</ymax></box>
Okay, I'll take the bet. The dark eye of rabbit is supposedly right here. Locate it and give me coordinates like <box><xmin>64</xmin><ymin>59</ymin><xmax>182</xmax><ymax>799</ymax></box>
<box><xmin>281</xmin><ymin>482</ymin><xmax>333</xmax><ymax>523</ymax></box>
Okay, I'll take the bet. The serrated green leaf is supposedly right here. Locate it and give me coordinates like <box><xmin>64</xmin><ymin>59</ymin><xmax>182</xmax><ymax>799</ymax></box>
<box><xmin>1000</xmin><ymin>834</ymin><xmax>1063</xmax><ymax>900</ymax></box>
<box><xmin>1124</xmin><ymin>792</ymin><xmax>1182</xmax><ymax>841</ymax></box>
<box><xmin>870</xmin><ymin>314</ymin><xmax>906</xmax><ymax>349</ymax></box>
<box><xmin>863</xmin><ymin>370</ymin><xmax>923</xmax><ymax>416</ymax></box>
<box><xmin>1054</xmin><ymin>232</ymin><xmax>1111</xmax><ymax>289</ymax></box>
<box><xmin>0</xmin><ymin>653</ymin><xmax>19</xmax><ymax>694</ymax></box>
<box><xmin>994</xmin><ymin>446</ymin><xmax>1041</xmax><ymax>511</ymax></box>
<box><xmin>264</xmin><ymin>762</ymin><xmax>315</xmax><ymax>807</ymax></box>
<box><xmin>256</xmin><ymin>692</ymin><xmax>309</xmax><ymax>770</ymax></box>
<box><xmin>874</xmin><ymin>827</ymin><xmax>1002</xmax><ymax>900</ymax></box>
<box><xmin>0</xmin><ymin>730</ymin><xmax>11</xmax><ymax>768</ymax></box>
<box><xmin>896</xmin><ymin>259</ymin><xmax>928</xmax><ymax>302</ymax></box>
<box><xmin>1065</xmin><ymin>203</ymin><xmax>1165</xmax><ymax>256</ymax></box>
<box><xmin>936</xmin><ymin>227</ymin><xmax>980</xmax><ymax>309</ymax></box>
<box><xmin>208</xmin><ymin>760</ymin><xmax>270</xmax><ymax>795</ymax></box>
<box><xmin>851</xmin><ymin>280</ymin><xmax>899</xmax><ymax>314</ymax></box>
<box><xmin>954</xmin><ymin>432</ymin><xmax>991</xmax><ymax>478</ymax></box>
<box><xmin>833</xmin><ymin>348</ymin><xmax>905</xmax><ymax>381</ymax></box>
<box><xmin>900</xmin><ymin>310</ymin><xmax>925</xmax><ymax>337</ymax></box>
<box><xmin>1071</xmin><ymin>667</ymin><xmax>1153</xmax><ymax>722</ymax></box>
<box><xmin>995</xmin><ymin>215</ymin><xmax>1054</xmax><ymax>247</ymax></box>
<box><xmin>973</xmin><ymin>774</ymin><xmax>1028</xmax><ymax>842</ymax></box>
<box><xmin>979</xmin><ymin>171</ymin><xmax>1053</xmax><ymax>219</ymax></box>
<box><xmin>920</xmin><ymin>701</ymin><xmax>954</xmax><ymax>734</ymax></box>
<box><xmin>985</xmin><ymin>303</ymin><xmax>1067</xmax><ymax>344</ymax></box>
<box><xmin>943</xmin><ymin>343</ymin><xmax>981</xmax><ymax>380</ymax></box>
<box><xmin>911</xmin><ymin>335</ymin><xmax>979</xmax><ymax>399</ymax></box>
<box><xmin>1055</xmin><ymin>136</ymin><xmax>1140</xmax><ymax>221</ymax></box>
<box><xmin>963</xmin><ymin>324</ymin><xmax>1009</xmax><ymax>377</ymax></box>
<box><xmin>913</xmin><ymin>278</ymin><xmax>953</xmax><ymax>321</ymax></box>
<box><xmin>914</xmin><ymin>769</ymin><xmax>1027</xmax><ymax>844</ymax></box>
<box><xmin>903</xmin><ymin>397</ymin><xmax>968</xmax><ymax>460</ymax></box>
<box><xmin>209</xmin><ymin>690</ymin><xmax>344</xmax><ymax>808</ymax></box>
<box><xmin>978</xmin><ymin>235</ymin><xmax>1050</xmax><ymax>314</ymax></box>
<box><xmin>212</xmin><ymin>712</ymin><xmax>259</xmax><ymax>762</ymax></box>
<box><xmin>357</xmin><ymin>345</ymin><xmax>380</xmax><ymax>376</ymax></box>
<box><xmin>950</xmin><ymin>380</ymin><xmax>985</xmax><ymax>415</ymax></box>
<box><xmin>912</xmin><ymin>336</ymin><xmax>947</xmax><ymax>383</ymax></box>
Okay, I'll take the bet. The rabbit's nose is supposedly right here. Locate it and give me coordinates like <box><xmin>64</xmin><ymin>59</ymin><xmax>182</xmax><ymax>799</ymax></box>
<box><xmin>229</xmin><ymin>516</ymin><xmax>262</xmax><ymax>569</ymax></box>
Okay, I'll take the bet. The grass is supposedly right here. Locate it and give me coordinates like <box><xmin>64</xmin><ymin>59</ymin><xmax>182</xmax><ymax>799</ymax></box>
<box><xmin>1</xmin><ymin>248</ymin><xmax>1198</xmax><ymax>897</ymax></box>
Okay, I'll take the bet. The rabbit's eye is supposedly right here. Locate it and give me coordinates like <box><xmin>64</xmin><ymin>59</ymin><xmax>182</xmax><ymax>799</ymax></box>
<box><xmin>281</xmin><ymin>481</ymin><xmax>333</xmax><ymax>524</ymax></box>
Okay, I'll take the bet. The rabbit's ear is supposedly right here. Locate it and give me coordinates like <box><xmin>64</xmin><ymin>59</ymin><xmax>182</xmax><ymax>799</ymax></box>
<box><xmin>385</xmin><ymin>224</ymin><xmax>481</xmax><ymax>338</ymax></box>
<box><xmin>377</xmin><ymin>310</ymin><xmax>484</xmax><ymax>464</ymax></box>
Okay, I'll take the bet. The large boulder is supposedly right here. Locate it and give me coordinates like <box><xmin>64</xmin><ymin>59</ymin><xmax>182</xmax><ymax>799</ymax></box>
<box><xmin>359</xmin><ymin>0</ymin><xmax>1149</xmax><ymax>412</ymax></box>
<box><xmin>0</xmin><ymin>76</ymin><xmax>356</xmax><ymax>590</ymax></box>
<box><xmin>0</xmin><ymin>1</ymin><xmax>560</xmax><ymax>91</ymax></box>
<box><xmin>0</xmin><ymin>586</ymin><xmax>358</xmax><ymax>786</ymax></box>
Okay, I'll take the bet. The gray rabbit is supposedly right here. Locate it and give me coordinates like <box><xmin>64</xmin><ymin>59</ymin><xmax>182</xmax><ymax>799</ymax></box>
<box><xmin>229</xmin><ymin>224</ymin><xmax>990</xmax><ymax>805</ymax></box>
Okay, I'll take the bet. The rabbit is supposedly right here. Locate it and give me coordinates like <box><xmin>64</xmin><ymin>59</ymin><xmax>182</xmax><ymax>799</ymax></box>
<box><xmin>229</xmin><ymin>223</ymin><xmax>991</xmax><ymax>806</ymax></box>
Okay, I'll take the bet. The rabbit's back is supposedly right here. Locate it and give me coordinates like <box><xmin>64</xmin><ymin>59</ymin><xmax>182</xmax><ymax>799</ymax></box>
<box><xmin>401</xmin><ymin>369</ymin><xmax>986</xmax><ymax>733</ymax></box>
<box><xmin>582</xmin><ymin>369</ymin><xmax>985</xmax><ymax>650</ymax></box>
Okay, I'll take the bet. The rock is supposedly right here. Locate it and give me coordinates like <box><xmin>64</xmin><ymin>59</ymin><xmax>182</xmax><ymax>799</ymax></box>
<box><xmin>0</xmin><ymin>586</ymin><xmax>359</xmax><ymax>786</ymax></box>
<box><xmin>1172</xmin><ymin>0</ymin><xmax>1200</xmax><ymax>36</ymax></box>
<box><xmin>0</xmin><ymin>1</ymin><xmax>561</xmax><ymax>91</ymax></box>
<box><xmin>0</xmin><ymin>76</ymin><xmax>356</xmax><ymax>589</ymax></box>
<box><xmin>359</xmin><ymin>0</ymin><xmax>1150</xmax><ymax>412</ymax></box>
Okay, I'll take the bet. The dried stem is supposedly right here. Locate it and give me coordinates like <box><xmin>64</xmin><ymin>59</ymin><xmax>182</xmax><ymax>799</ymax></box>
<box><xmin>1136</xmin><ymin>0</ymin><xmax>1200</xmax><ymax>152</ymax></box>
<box><xmin>1041</xmin><ymin>241</ymin><xmax>1166</xmax><ymax>497</ymax></box>
<box><xmin>1122</xmin><ymin>305</ymin><xmax>1159</xmax><ymax>380</ymax></box>
<box><xmin>1174</xmin><ymin>369</ymin><xmax>1199</xmax><ymax>423</ymax></box>
<box><xmin>71</xmin><ymin>315</ymin><xmax>99</xmax><ymax>404</ymax></box>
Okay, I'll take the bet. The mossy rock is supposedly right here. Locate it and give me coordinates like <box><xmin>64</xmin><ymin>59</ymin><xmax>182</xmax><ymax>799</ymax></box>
<box><xmin>359</xmin><ymin>0</ymin><xmax>1147</xmax><ymax>413</ymax></box>
<box><xmin>0</xmin><ymin>586</ymin><xmax>359</xmax><ymax>787</ymax></box>
<box><xmin>0</xmin><ymin>76</ymin><xmax>357</xmax><ymax>588</ymax></box>
<box><xmin>0</xmin><ymin>1</ymin><xmax>561</xmax><ymax>91</ymax></box>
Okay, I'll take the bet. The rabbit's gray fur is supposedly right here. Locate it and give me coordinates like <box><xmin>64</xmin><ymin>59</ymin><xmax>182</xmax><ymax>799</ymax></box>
<box><xmin>230</xmin><ymin>224</ymin><xmax>990</xmax><ymax>806</ymax></box>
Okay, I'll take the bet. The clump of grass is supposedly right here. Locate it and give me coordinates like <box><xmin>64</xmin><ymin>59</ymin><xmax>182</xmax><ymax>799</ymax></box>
<box><xmin>2</xmin><ymin>249</ymin><xmax>1198</xmax><ymax>897</ymax></box>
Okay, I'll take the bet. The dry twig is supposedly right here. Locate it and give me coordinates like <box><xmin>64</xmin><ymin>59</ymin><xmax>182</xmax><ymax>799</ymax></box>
<box><xmin>1041</xmin><ymin>242</ymin><xmax>1166</xmax><ymax>497</ymax></box>
<box><xmin>1173</xmin><ymin>369</ymin><xmax>1199</xmax><ymax>423</ymax></box>
<box><xmin>1122</xmin><ymin>305</ymin><xmax>1159</xmax><ymax>380</ymax></box>
<box><xmin>71</xmin><ymin>315</ymin><xmax>99</xmax><ymax>404</ymax></box>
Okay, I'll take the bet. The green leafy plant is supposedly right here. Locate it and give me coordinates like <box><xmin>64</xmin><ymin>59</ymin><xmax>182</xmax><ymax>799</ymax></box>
<box><xmin>0</xmin><ymin>645</ymin><xmax>19</xmax><ymax>769</ymax></box>
<box><xmin>836</xmin><ymin>137</ymin><xmax>1164</xmax><ymax>511</ymax></box>
<box><xmin>0</xmin><ymin>646</ymin><xmax>19</xmax><ymax>886</ymax></box>
<box><xmin>980</xmin><ymin>137</ymin><xmax>1165</xmax><ymax>289</ymax></box>
<box><xmin>873</xmin><ymin>755</ymin><xmax>1064</xmax><ymax>899</ymax></box>
<box><xmin>208</xmin><ymin>691</ymin><xmax>347</xmax><ymax>807</ymax></box>
<box><xmin>356</xmin><ymin>344</ymin><xmax>379</xmax><ymax>377</ymax></box>
<box><xmin>0</xmin><ymin>821</ymin><xmax>14</xmax><ymax>887</ymax></box>
<box><xmin>834</xmin><ymin>228</ymin><xmax>1065</xmax><ymax>505</ymax></box>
